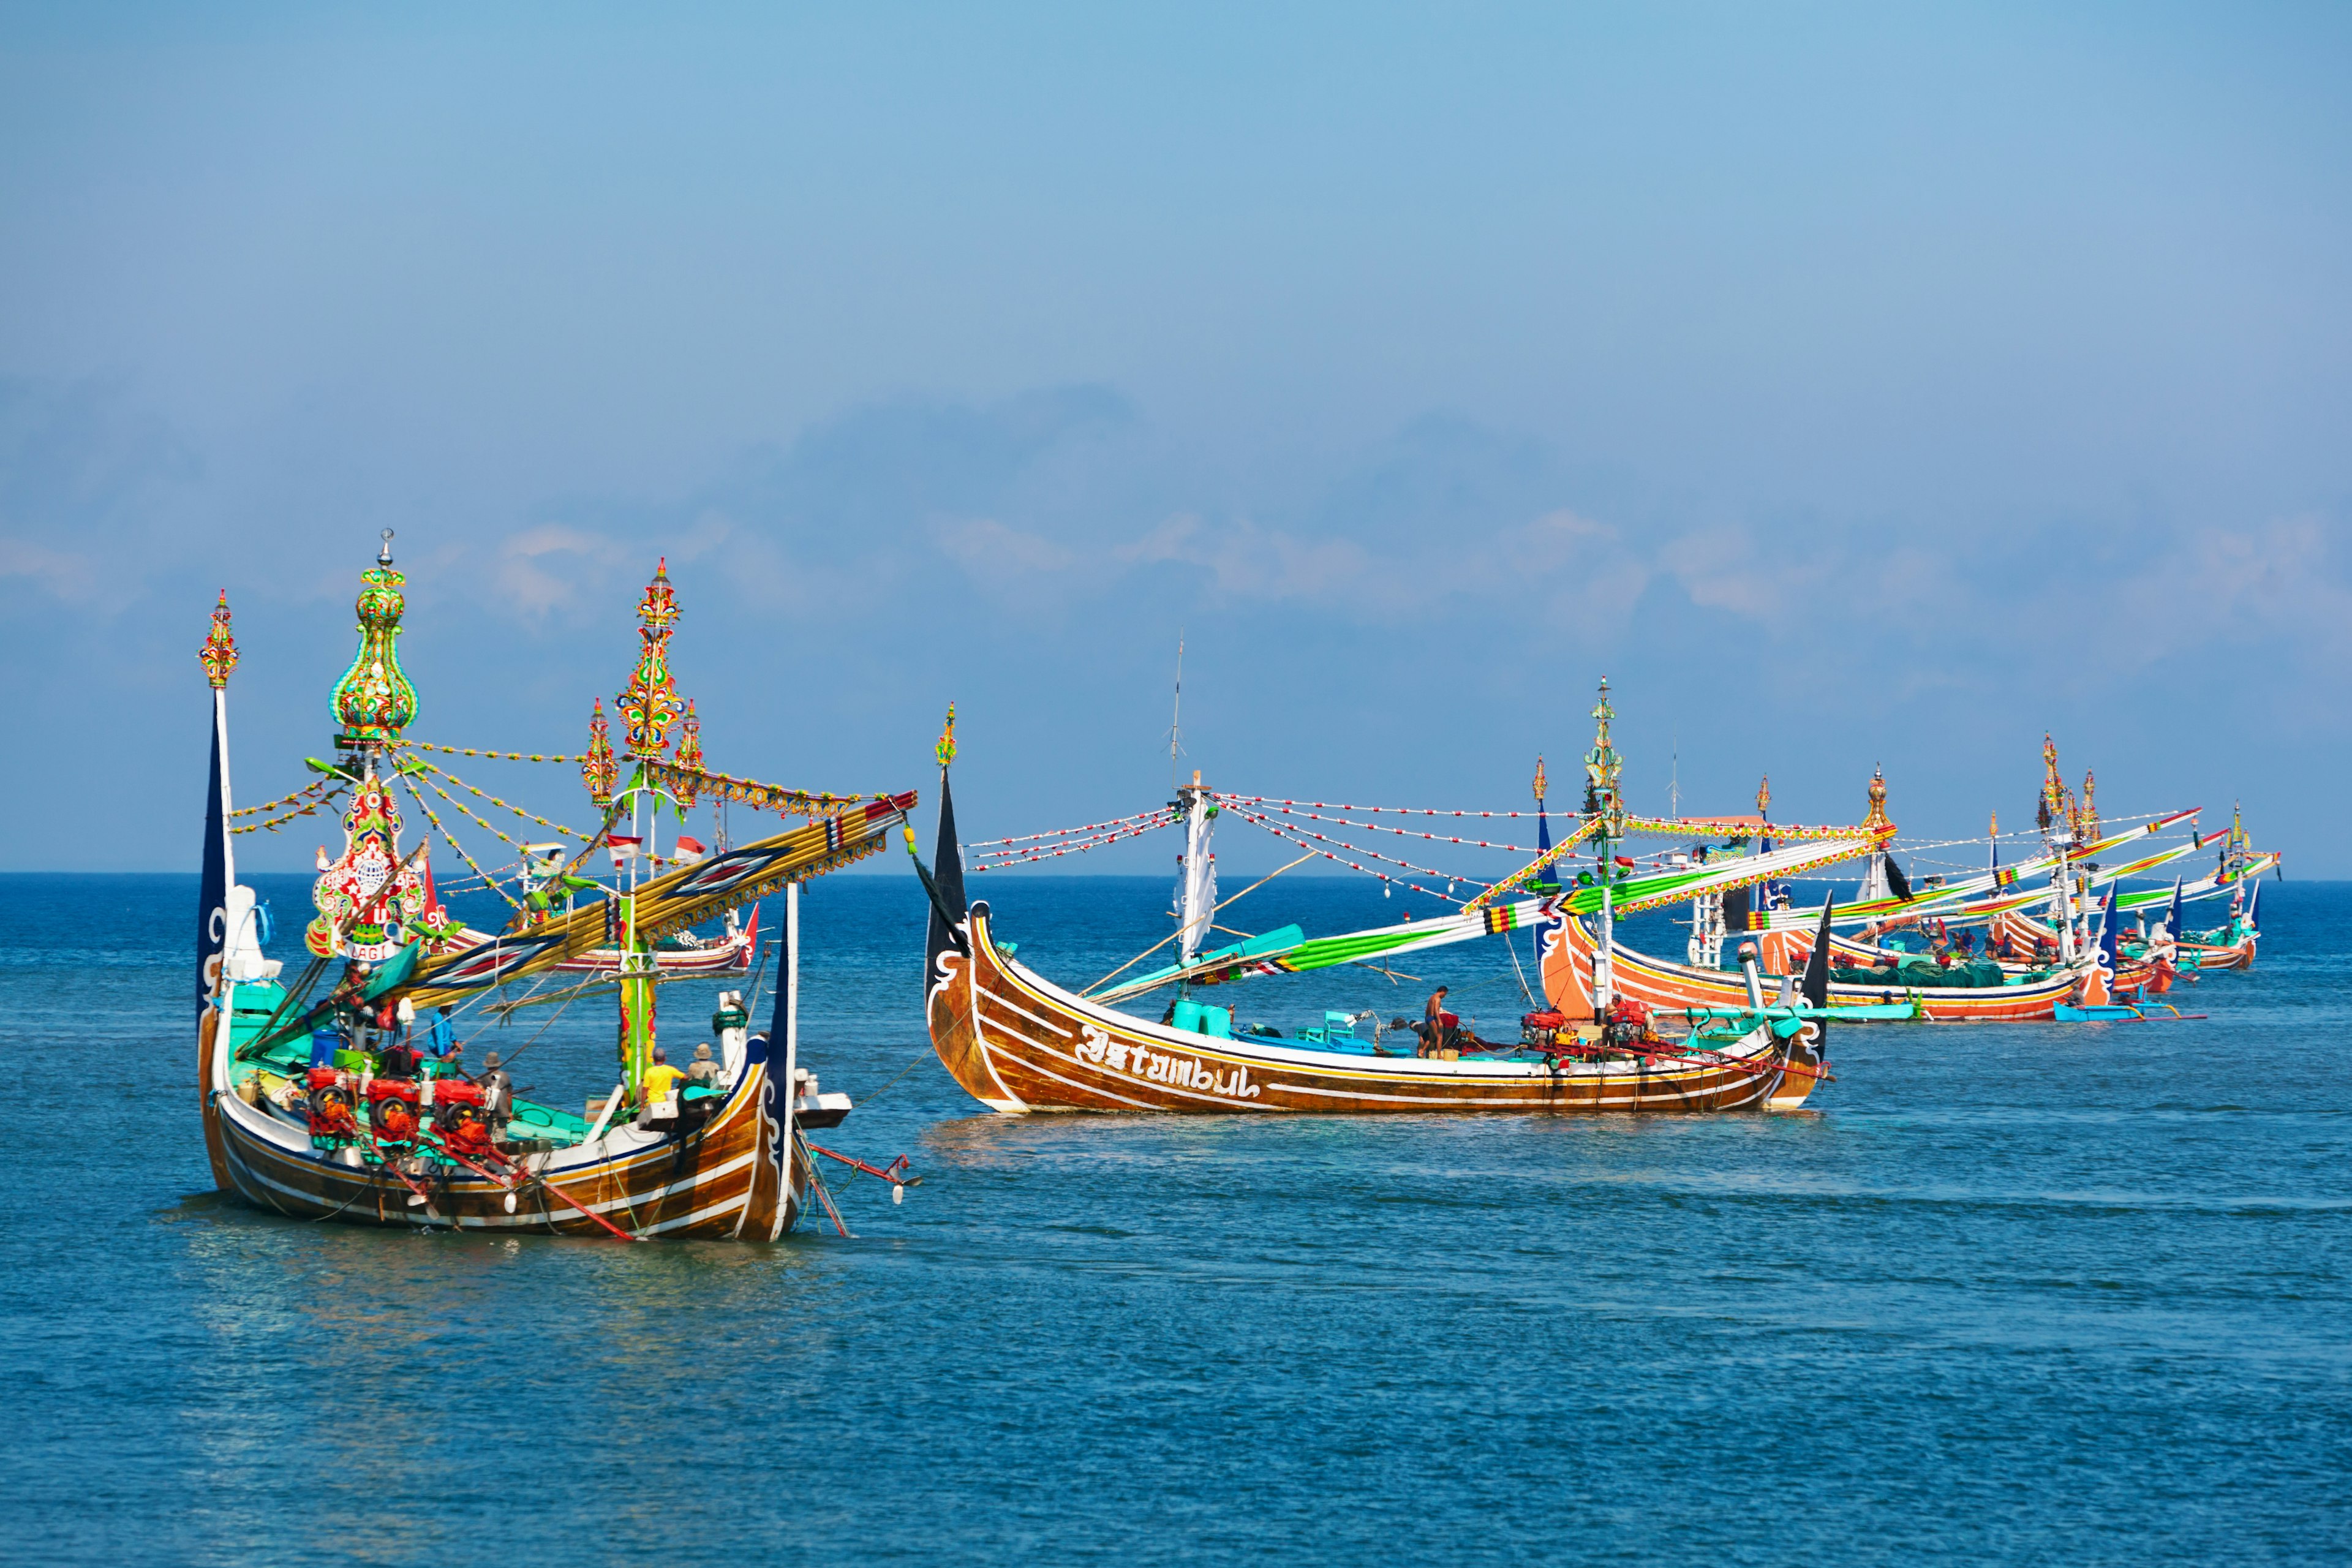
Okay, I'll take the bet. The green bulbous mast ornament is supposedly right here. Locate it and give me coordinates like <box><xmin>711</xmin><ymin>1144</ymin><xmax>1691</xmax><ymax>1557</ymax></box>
<box><xmin>331</xmin><ymin>529</ymin><xmax>417</xmax><ymax>752</ymax></box>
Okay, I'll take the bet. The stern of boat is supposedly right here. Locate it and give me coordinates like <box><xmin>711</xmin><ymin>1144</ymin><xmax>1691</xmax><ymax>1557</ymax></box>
<box><xmin>1763</xmin><ymin>1019</ymin><xmax>1824</xmax><ymax>1111</ymax></box>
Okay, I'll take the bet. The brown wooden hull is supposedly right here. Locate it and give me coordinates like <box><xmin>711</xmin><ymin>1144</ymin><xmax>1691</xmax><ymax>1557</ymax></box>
<box><xmin>200</xmin><ymin>987</ymin><xmax>807</xmax><ymax>1239</ymax></box>
<box><xmin>927</xmin><ymin>901</ymin><xmax>1820</xmax><ymax>1115</ymax></box>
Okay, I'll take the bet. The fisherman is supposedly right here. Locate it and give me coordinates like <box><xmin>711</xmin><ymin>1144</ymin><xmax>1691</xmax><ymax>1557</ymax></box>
<box><xmin>477</xmin><ymin>1049</ymin><xmax>515</xmax><ymax>1125</ymax></box>
<box><xmin>640</xmin><ymin>1046</ymin><xmax>687</xmax><ymax>1126</ymax></box>
<box><xmin>1421</xmin><ymin>986</ymin><xmax>1452</xmax><ymax>1057</ymax></box>
<box><xmin>686</xmin><ymin>1042</ymin><xmax>722</xmax><ymax>1088</ymax></box>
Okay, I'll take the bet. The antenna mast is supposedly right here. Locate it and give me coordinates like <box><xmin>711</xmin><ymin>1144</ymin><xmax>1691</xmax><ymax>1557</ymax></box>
<box><xmin>1167</xmin><ymin>631</ymin><xmax>1185</xmax><ymax>790</ymax></box>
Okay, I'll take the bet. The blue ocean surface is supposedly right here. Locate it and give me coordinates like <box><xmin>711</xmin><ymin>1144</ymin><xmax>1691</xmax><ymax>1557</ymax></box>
<box><xmin>2</xmin><ymin>870</ymin><xmax>2346</xmax><ymax>1565</ymax></box>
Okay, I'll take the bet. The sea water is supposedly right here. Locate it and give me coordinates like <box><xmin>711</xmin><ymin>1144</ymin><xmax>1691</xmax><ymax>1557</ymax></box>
<box><xmin>2</xmin><ymin>872</ymin><xmax>2346</xmax><ymax>1565</ymax></box>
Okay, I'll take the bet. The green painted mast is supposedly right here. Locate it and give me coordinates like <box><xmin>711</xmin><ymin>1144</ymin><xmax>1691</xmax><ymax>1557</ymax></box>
<box><xmin>609</xmin><ymin>559</ymin><xmax>688</xmax><ymax>1102</ymax></box>
<box><xmin>1584</xmin><ymin>676</ymin><xmax>1625</xmax><ymax>1019</ymax></box>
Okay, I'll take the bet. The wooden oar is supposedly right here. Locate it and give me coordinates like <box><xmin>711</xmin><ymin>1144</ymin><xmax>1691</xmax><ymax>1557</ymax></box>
<box><xmin>363</xmin><ymin>1130</ymin><xmax>442</xmax><ymax>1210</ymax></box>
<box><xmin>430</xmin><ymin>1137</ymin><xmax>641</xmax><ymax>1243</ymax></box>
<box><xmin>806</xmin><ymin>1142</ymin><xmax>919</xmax><ymax>1188</ymax></box>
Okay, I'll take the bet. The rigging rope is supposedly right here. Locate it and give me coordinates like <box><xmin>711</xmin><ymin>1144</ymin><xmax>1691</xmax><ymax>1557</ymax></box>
<box><xmin>406</xmin><ymin>765</ymin><xmax>571</xmax><ymax>875</ymax></box>
<box><xmin>230</xmin><ymin>781</ymin><xmax>328</xmax><ymax>818</ymax></box>
<box><xmin>1241</xmin><ymin>801</ymin><xmax>1544</xmax><ymax>854</ymax></box>
<box><xmin>399</xmin><ymin>775</ymin><xmax>524</xmax><ymax>911</ymax></box>
<box><xmin>965</xmin><ymin>808</ymin><xmax>1179</xmax><ymax>847</ymax></box>
<box><xmin>971</xmin><ymin>817</ymin><xmax>1177</xmax><ymax>870</ymax></box>
<box><xmin>232</xmin><ymin>785</ymin><xmax>346</xmax><ymax>836</ymax></box>
<box><xmin>402</xmin><ymin>741</ymin><xmax>589</xmax><ymax>763</ymax></box>
<box><xmin>1218</xmin><ymin>795</ymin><xmax>1550</xmax><ymax>819</ymax></box>
<box><xmin>1218</xmin><ymin>801</ymin><xmax>1476</xmax><ymax>903</ymax></box>
<box><xmin>409</xmin><ymin>757</ymin><xmax>592</xmax><ymax>840</ymax></box>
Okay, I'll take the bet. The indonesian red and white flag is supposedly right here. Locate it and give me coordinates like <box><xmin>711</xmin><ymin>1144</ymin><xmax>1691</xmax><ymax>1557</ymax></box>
<box><xmin>608</xmin><ymin>835</ymin><xmax>643</xmax><ymax>868</ymax></box>
<box><xmin>673</xmin><ymin>835</ymin><xmax>707</xmax><ymax>861</ymax></box>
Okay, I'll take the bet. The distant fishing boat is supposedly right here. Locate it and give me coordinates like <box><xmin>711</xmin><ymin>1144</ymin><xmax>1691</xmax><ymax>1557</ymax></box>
<box><xmin>918</xmin><ymin>688</ymin><xmax>1859</xmax><ymax>1115</ymax></box>
<box><xmin>196</xmin><ymin>541</ymin><xmax>915</xmax><ymax>1239</ymax></box>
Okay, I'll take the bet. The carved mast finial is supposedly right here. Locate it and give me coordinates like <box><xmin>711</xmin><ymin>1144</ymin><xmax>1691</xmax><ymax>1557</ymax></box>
<box><xmin>331</xmin><ymin>541</ymin><xmax>416</xmax><ymax>751</ymax></box>
<box><xmin>616</xmin><ymin>558</ymin><xmax>685</xmax><ymax>761</ymax></box>
<box><xmin>1583</xmin><ymin>676</ymin><xmax>1621</xmax><ymax>826</ymax></box>
<box><xmin>582</xmin><ymin>696</ymin><xmax>616</xmax><ymax>805</ymax></box>
<box><xmin>937</xmin><ymin>703</ymin><xmax>958</xmax><ymax>771</ymax></box>
<box><xmin>199</xmin><ymin>590</ymin><xmax>239</xmax><ymax>689</ymax></box>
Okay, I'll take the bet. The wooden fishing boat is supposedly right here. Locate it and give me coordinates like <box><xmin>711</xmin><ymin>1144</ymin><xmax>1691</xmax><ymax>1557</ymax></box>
<box><xmin>918</xmin><ymin>693</ymin><xmax>1846</xmax><ymax>1115</ymax></box>
<box><xmin>925</xmin><ymin>895</ymin><xmax>1825</xmax><ymax>1114</ymax></box>
<box><xmin>1540</xmin><ymin>905</ymin><xmax>2084</xmax><ymax>1022</ymax></box>
<box><xmin>195</xmin><ymin>542</ymin><xmax>915</xmax><ymax>1239</ymax></box>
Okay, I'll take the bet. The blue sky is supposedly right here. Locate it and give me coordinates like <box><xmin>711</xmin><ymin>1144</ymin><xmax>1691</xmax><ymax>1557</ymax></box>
<box><xmin>2</xmin><ymin>3</ymin><xmax>2345</xmax><ymax>876</ymax></box>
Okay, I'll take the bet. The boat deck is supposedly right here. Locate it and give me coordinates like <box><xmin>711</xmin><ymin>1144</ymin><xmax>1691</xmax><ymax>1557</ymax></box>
<box><xmin>222</xmin><ymin>979</ymin><xmax>600</xmax><ymax>1151</ymax></box>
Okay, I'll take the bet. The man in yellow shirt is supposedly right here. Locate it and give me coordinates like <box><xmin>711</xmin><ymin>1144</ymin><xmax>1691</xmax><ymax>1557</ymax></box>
<box><xmin>641</xmin><ymin>1046</ymin><xmax>687</xmax><ymax>1124</ymax></box>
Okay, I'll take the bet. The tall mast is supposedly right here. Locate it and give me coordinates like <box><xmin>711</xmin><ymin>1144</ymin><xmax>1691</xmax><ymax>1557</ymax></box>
<box><xmin>202</xmin><ymin>591</ymin><xmax>241</xmax><ymax>893</ymax></box>
<box><xmin>1585</xmin><ymin>677</ymin><xmax>1622</xmax><ymax>1017</ymax></box>
<box><xmin>2038</xmin><ymin>733</ymin><xmax>2076</xmax><ymax>961</ymax></box>
<box><xmin>198</xmin><ymin>590</ymin><xmax>240</xmax><ymax>1012</ymax></box>
<box><xmin>606</xmin><ymin>557</ymin><xmax>691</xmax><ymax>1098</ymax></box>
<box><xmin>1174</xmin><ymin>769</ymin><xmax>1216</xmax><ymax>968</ymax></box>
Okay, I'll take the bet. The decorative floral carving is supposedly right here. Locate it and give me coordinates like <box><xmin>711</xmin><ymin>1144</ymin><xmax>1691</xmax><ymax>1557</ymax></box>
<box><xmin>583</xmin><ymin>696</ymin><xmax>617</xmax><ymax>805</ymax></box>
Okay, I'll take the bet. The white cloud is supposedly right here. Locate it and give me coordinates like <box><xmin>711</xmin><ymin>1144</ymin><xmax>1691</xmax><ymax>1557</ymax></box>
<box><xmin>0</xmin><ymin>538</ymin><xmax>101</xmax><ymax>601</ymax></box>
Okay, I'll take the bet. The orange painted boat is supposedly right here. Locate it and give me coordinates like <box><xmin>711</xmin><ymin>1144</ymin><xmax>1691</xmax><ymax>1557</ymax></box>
<box><xmin>1547</xmin><ymin>903</ymin><xmax>2084</xmax><ymax>1022</ymax></box>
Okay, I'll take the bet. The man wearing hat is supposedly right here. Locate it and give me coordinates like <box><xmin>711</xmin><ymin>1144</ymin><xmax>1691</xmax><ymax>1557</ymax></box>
<box><xmin>477</xmin><ymin>1049</ymin><xmax>515</xmax><ymax>1133</ymax></box>
<box><xmin>685</xmin><ymin>1042</ymin><xmax>722</xmax><ymax>1090</ymax></box>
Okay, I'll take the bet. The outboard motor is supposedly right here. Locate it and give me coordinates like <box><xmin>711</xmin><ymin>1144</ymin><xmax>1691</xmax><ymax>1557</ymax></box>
<box><xmin>1738</xmin><ymin>941</ymin><xmax>1767</xmax><ymax>1010</ymax></box>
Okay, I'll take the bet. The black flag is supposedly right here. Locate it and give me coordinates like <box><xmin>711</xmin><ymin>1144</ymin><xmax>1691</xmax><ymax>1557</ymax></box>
<box><xmin>1721</xmin><ymin>883</ymin><xmax>1752</xmax><ymax>938</ymax></box>
<box><xmin>1801</xmin><ymin>899</ymin><xmax>1834</xmax><ymax>1009</ymax></box>
<box><xmin>1799</xmin><ymin>897</ymin><xmax>1835</xmax><ymax>1054</ymax></box>
<box><xmin>1885</xmin><ymin>856</ymin><xmax>1913</xmax><ymax>902</ymax></box>
<box><xmin>924</xmin><ymin>766</ymin><xmax>970</xmax><ymax>988</ymax></box>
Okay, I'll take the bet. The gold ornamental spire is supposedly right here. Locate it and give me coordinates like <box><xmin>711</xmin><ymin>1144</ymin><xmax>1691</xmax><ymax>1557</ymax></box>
<box><xmin>1863</xmin><ymin>766</ymin><xmax>1890</xmax><ymax>831</ymax></box>
<box><xmin>616</xmin><ymin>558</ymin><xmax>686</xmax><ymax>760</ymax></box>
<box><xmin>582</xmin><ymin>696</ymin><xmax>617</xmax><ymax>805</ymax></box>
<box><xmin>1583</xmin><ymin>676</ymin><xmax>1623</xmax><ymax>833</ymax></box>
<box><xmin>198</xmin><ymin>590</ymin><xmax>238</xmax><ymax>688</ymax></box>
<box><xmin>936</xmin><ymin>702</ymin><xmax>958</xmax><ymax>771</ymax></box>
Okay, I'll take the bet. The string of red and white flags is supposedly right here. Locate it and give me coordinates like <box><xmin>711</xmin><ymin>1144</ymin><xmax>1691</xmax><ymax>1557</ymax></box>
<box><xmin>1215</xmin><ymin>800</ymin><xmax>1498</xmax><ymax>903</ymax></box>
<box><xmin>968</xmin><ymin>807</ymin><xmax>1182</xmax><ymax>872</ymax></box>
<box><xmin>965</xmin><ymin>790</ymin><xmax>1678</xmax><ymax>904</ymax></box>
